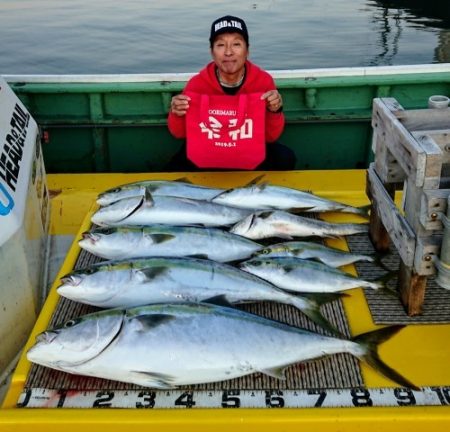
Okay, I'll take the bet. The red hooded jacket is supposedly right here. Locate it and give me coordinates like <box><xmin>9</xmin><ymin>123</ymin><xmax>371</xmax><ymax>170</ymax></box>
<box><xmin>168</xmin><ymin>60</ymin><xmax>285</xmax><ymax>143</ymax></box>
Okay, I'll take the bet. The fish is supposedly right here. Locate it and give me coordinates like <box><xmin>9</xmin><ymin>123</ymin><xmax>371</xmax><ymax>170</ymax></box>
<box><xmin>78</xmin><ymin>225</ymin><xmax>263</xmax><ymax>262</ymax></box>
<box><xmin>254</xmin><ymin>241</ymin><xmax>375</xmax><ymax>267</ymax></box>
<box><xmin>239</xmin><ymin>257</ymin><xmax>386</xmax><ymax>293</ymax></box>
<box><xmin>91</xmin><ymin>189</ymin><xmax>252</xmax><ymax>227</ymax></box>
<box><xmin>96</xmin><ymin>178</ymin><xmax>225</xmax><ymax>206</ymax></box>
<box><xmin>57</xmin><ymin>256</ymin><xmax>343</xmax><ymax>335</ymax></box>
<box><xmin>212</xmin><ymin>182</ymin><xmax>368</xmax><ymax>215</ymax></box>
<box><xmin>230</xmin><ymin>210</ymin><xmax>369</xmax><ymax>240</ymax></box>
<box><xmin>26</xmin><ymin>302</ymin><xmax>418</xmax><ymax>389</ymax></box>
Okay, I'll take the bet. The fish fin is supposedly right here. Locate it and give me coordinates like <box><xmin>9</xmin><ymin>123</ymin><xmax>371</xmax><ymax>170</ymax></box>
<box><xmin>129</xmin><ymin>313</ymin><xmax>175</xmax><ymax>331</ymax></box>
<box><xmin>203</xmin><ymin>295</ymin><xmax>234</xmax><ymax>308</ymax></box>
<box><xmin>145</xmin><ymin>233</ymin><xmax>176</xmax><ymax>244</ymax></box>
<box><xmin>298</xmin><ymin>291</ymin><xmax>347</xmax><ymax>306</ymax></box>
<box><xmin>186</xmin><ymin>254</ymin><xmax>210</xmax><ymax>260</ymax></box>
<box><xmin>254</xmin><ymin>182</ymin><xmax>269</xmax><ymax>192</ymax></box>
<box><xmin>352</xmin><ymin>325</ymin><xmax>419</xmax><ymax>390</ymax></box>
<box><xmin>259</xmin><ymin>366</ymin><xmax>287</xmax><ymax>380</ymax></box>
<box><xmin>143</xmin><ymin>187</ymin><xmax>155</xmax><ymax>207</ymax></box>
<box><xmin>306</xmin><ymin>256</ymin><xmax>332</xmax><ymax>265</ymax></box>
<box><xmin>174</xmin><ymin>177</ymin><xmax>192</xmax><ymax>184</ymax></box>
<box><xmin>287</xmin><ymin>206</ymin><xmax>316</xmax><ymax>213</ymax></box>
<box><xmin>244</xmin><ymin>174</ymin><xmax>265</xmax><ymax>187</ymax></box>
<box><xmin>324</xmin><ymin>234</ymin><xmax>343</xmax><ymax>240</ymax></box>
<box><xmin>136</xmin><ymin>267</ymin><xmax>169</xmax><ymax>281</ymax></box>
<box><xmin>116</xmin><ymin>195</ymin><xmax>146</xmax><ymax>223</ymax></box>
<box><xmin>292</xmin><ymin>294</ymin><xmax>345</xmax><ymax>336</ymax></box>
<box><xmin>257</xmin><ymin>211</ymin><xmax>274</xmax><ymax>219</ymax></box>
<box><xmin>282</xmin><ymin>265</ymin><xmax>298</xmax><ymax>273</ymax></box>
<box><xmin>129</xmin><ymin>371</ymin><xmax>176</xmax><ymax>389</ymax></box>
<box><xmin>275</xmin><ymin>234</ymin><xmax>294</xmax><ymax>240</ymax></box>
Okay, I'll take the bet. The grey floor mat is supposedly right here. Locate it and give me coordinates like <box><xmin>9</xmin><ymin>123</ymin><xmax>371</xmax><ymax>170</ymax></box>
<box><xmin>347</xmin><ymin>234</ymin><xmax>450</xmax><ymax>324</ymax></box>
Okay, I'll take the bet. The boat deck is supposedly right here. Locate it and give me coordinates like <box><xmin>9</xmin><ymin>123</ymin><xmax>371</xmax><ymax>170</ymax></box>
<box><xmin>1</xmin><ymin>169</ymin><xmax>449</xmax><ymax>431</ymax></box>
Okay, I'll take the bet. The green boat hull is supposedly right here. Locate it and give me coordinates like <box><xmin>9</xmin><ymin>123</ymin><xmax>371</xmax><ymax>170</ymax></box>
<box><xmin>6</xmin><ymin>64</ymin><xmax>450</xmax><ymax>173</ymax></box>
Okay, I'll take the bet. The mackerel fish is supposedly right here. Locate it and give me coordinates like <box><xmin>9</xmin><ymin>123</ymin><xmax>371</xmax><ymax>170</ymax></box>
<box><xmin>27</xmin><ymin>303</ymin><xmax>418</xmax><ymax>389</ymax></box>
<box><xmin>58</xmin><ymin>256</ymin><xmax>342</xmax><ymax>335</ymax></box>
<box><xmin>97</xmin><ymin>179</ymin><xmax>224</xmax><ymax>206</ymax></box>
<box><xmin>212</xmin><ymin>182</ymin><xmax>367</xmax><ymax>215</ymax></box>
<box><xmin>240</xmin><ymin>257</ymin><xmax>384</xmax><ymax>293</ymax></box>
<box><xmin>255</xmin><ymin>241</ymin><xmax>375</xmax><ymax>267</ymax></box>
<box><xmin>78</xmin><ymin>225</ymin><xmax>262</xmax><ymax>262</ymax></box>
<box><xmin>230</xmin><ymin>210</ymin><xmax>369</xmax><ymax>240</ymax></box>
<box><xmin>91</xmin><ymin>190</ymin><xmax>252</xmax><ymax>227</ymax></box>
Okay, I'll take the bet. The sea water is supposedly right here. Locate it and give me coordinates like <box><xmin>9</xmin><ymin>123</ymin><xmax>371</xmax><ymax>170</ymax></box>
<box><xmin>0</xmin><ymin>0</ymin><xmax>448</xmax><ymax>75</ymax></box>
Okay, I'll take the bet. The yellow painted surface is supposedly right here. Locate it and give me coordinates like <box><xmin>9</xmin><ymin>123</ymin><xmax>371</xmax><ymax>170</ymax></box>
<box><xmin>1</xmin><ymin>169</ymin><xmax>449</xmax><ymax>431</ymax></box>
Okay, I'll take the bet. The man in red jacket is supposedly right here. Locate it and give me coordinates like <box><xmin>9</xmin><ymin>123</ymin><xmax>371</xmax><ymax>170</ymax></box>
<box><xmin>167</xmin><ymin>15</ymin><xmax>296</xmax><ymax>171</ymax></box>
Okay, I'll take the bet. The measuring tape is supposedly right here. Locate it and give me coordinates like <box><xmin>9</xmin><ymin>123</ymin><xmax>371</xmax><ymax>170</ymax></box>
<box><xmin>17</xmin><ymin>386</ymin><xmax>450</xmax><ymax>409</ymax></box>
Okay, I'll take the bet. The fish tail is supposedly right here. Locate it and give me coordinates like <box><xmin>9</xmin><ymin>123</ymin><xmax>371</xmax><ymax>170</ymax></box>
<box><xmin>292</xmin><ymin>293</ymin><xmax>347</xmax><ymax>337</ymax></box>
<box><xmin>369</xmin><ymin>252</ymin><xmax>392</xmax><ymax>272</ymax></box>
<box><xmin>352</xmin><ymin>325</ymin><xmax>419</xmax><ymax>390</ymax></box>
<box><xmin>344</xmin><ymin>204</ymin><xmax>371</xmax><ymax>218</ymax></box>
<box><xmin>339</xmin><ymin>223</ymin><xmax>369</xmax><ymax>236</ymax></box>
<box><xmin>352</xmin><ymin>223</ymin><xmax>370</xmax><ymax>234</ymax></box>
<box><xmin>370</xmin><ymin>271</ymin><xmax>398</xmax><ymax>297</ymax></box>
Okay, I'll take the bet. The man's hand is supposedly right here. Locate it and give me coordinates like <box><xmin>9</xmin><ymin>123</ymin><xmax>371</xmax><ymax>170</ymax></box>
<box><xmin>170</xmin><ymin>94</ymin><xmax>191</xmax><ymax>117</ymax></box>
<box><xmin>261</xmin><ymin>90</ymin><xmax>283</xmax><ymax>113</ymax></box>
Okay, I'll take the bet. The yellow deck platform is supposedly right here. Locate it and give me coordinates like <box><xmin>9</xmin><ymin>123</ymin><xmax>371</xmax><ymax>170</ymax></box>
<box><xmin>1</xmin><ymin>169</ymin><xmax>449</xmax><ymax>431</ymax></box>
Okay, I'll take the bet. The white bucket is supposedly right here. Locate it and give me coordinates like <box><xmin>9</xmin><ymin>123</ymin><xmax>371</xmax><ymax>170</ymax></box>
<box><xmin>428</xmin><ymin>95</ymin><xmax>450</xmax><ymax>109</ymax></box>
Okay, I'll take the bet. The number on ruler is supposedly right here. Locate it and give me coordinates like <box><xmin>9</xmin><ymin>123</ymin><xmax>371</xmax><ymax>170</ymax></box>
<box><xmin>394</xmin><ymin>388</ymin><xmax>416</xmax><ymax>406</ymax></box>
<box><xmin>221</xmin><ymin>390</ymin><xmax>241</xmax><ymax>408</ymax></box>
<box><xmin>350</xmin><ymin>388</ymin><xmax>373</xmax><ymax>407</ymax></box>
<box><xmin>136</xmin><ymin>391</ymin><xmax>156</xmax><ymax>409</ymax></box>
<box><xmin>265</xmin><ymin>390</ymin><xmax>285</xmax><ymax>408</ymax></box>
<box><xmin>174</xmin><ymin>391</ymin><xmax>196</xmax><ymax>408</ymax></box>
<box><xmin>92</xmin><ymin>391</ymin><xmax>115</xmax><ymax>408</ymax></box>
<box><xmin>307</xmin><ymin>389</ymin><xmax>327</xmax><ymax>407</ymax></box>
<box><xmin>431</xmin><ymin>387</ymin><xmax>450</xmax><ymax>405</ymax></box>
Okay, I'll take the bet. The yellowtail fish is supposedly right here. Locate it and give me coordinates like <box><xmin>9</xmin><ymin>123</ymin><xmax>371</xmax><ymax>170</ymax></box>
<box><xmin>255</xmin><ymin>241</ymin><xmax>375</xmax><ymax>267</ymax></box>
<box><xmin>212</xmin><ymin>182</ymin><xmax>368</xmax><ymax>215</ymax></box>
<box><xmin>97</xmin><ymin>179</ymin><xmax>225</xmax><ymax>206</ymax></box>
<box><xmin>230</xmin><ymin>210</ymin><xmax>368</xmax><ymax>240</ymax></box>
<box><xmin>78</xmin><ymin>225</ymin><xmax>263</xmax><ymax>262</ymax></box>
<box><xmin>27</xmin><ymin>303</ymin><xmax>418</xmax><ymax>390</ymax></box>
<box><xmin>58</xmin><ymin>256</ymin><xmax>343</xmax><ymax>335</ymax></box>
<box><xmin>240</xmin><ymin>257</ymin><xmax>387</xmax><ymax>293</ymax></box>
<box><xmin>92</xmin><ymin>189</ymin><xmax>252</xmax><ymax>227</ymax></box>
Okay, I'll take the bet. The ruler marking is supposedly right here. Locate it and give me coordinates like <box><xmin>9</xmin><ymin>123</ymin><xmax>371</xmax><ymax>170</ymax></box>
<box><xmin>16</xmin><ymin>387</ymin><xmax>450</xmax><ymax>409</ymax></box>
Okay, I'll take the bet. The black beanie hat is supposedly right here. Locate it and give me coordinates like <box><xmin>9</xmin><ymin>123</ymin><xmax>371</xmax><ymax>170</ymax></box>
<box><xmin>209</xmin><ymin>15</ymin><xmax>249</xmax><ymax>47</ymax></box>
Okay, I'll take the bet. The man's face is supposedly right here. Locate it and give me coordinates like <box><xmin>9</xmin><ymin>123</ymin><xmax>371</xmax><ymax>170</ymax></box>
<box><xmin>211</xmin><ymin>33</ymin><xmax>248</xmax><ymax>78</ymax></box>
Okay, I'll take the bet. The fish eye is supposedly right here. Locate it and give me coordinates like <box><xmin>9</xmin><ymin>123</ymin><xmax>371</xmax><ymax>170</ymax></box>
<box><xmin>64</xmin><ymin>319</ymin><xmax>79</xmax><ymax>328</ymax></box>
<box><xmin>101</xmin><ymin>228</ymin><xmax>114</xmax><ymax>235</ymax></box>
<box><xmin>85</xmin><ymin>268</ymin><xmax>96</xmax><ymax>274</ymax></box>
<box><xmin>261</xmin><ymin>249</ymin><xmax>270</xmax><ymax>255</ymax></box>
<box><xmin>63</xmin><ymin>318</ymin><xmax>81</xmax><ymax>328</ymax></box>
